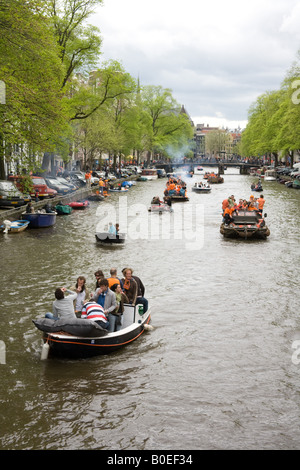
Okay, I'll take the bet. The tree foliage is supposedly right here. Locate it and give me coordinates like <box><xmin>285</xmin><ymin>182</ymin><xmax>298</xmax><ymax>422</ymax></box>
<box><xmin>241</xmin><ymin>51</ymin><xmax>300</xmax><ymax>162</ymax></box>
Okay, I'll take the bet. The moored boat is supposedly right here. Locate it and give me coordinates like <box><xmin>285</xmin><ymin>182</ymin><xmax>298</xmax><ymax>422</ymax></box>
<box><xmin>67</xmin><ymin>200</ymin><xmax>89</xmax><ymax>210</ymax></box>
<box><xmin>87</xmin><ymin>193</ymin><xmax>105</xmax><ymax>201</ymax></box>
<box><xmin>33</xmin><ymin>304</ymin><xmax>152</xmax><ymax>359</ymax></box>
<box><xmin>55</xmin><ymin>203</ymin><xmax>73</xmax><ymax>215</ymax></box>
<box><xmin>0</xmin><ymin>219</ymin><xmax>30</xmax><ymax>233</ymax></box>
<box><xmin>21</xmin><ymin>212</ymin><xmax>57</xmax><ymax>228</ymax></box>
<box><xmin>140</xmin><ymin>169</ymin><xmax>158</xmax><ymax>180</ymax></box>
<box><xmin>220</xmin><ymin>210</ymin><xmax>270</xmax><ymax>240</ymax></box>
<box><xmin>292</xmin><ymin>179</ymin><xmax>300</xmax><ymax>189</ymax></box>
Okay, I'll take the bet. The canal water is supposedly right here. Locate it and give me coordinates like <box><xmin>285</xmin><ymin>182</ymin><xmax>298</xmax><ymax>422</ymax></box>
<box><xmin>0</xmin><ymin>169</ymin><xmax>299</xmax><ymax>450</ymax></box>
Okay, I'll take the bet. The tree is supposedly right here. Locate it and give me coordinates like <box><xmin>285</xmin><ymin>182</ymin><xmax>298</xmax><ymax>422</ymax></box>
<box><xmin>47</xmin><ymin>0</ymin><xmax>103</xmax><ymax>88</ymax></box>
<box><xmin>140</xmin><ymin>85</ymin><xmax>194</xmax><ymax>161</ymax></box>
<box><xmin>0</xmin><ymin>0</ymin><xmax>68</xmax><ymax>178</ymax></box>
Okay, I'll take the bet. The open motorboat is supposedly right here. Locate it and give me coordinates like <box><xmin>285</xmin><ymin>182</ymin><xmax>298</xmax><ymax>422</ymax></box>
<box><xmin>33</xmin><ymin>304</ymin><xmax>152</xmax><ymax>359</ymax></box>
<box><xmin>220</xmin><ymin>210</ymin><xmax>270</xmax><ymax>240</ymax></box>
<box><xmin>95</xmin><ymin>231</ymin><xmax>126</xmax><ymax>245</ymax></box>
<box><xmin>264</xmin><ymin>169</ymin><xmax>276</xmax><ymax>181</ymax></box>
<box><xmin>192</xmin><ymin>183</ymin><xmax>211</xmax><ymax>193</ymax></box>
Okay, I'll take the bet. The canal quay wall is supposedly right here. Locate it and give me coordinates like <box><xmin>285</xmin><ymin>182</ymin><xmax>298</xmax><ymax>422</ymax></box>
<box><xmin>0</xmin><ymin>175</ymin><xmax>139</xmax><ymax>222</ymax></box>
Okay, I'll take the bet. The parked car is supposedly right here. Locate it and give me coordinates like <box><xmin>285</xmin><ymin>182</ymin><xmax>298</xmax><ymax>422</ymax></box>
<box><xmin>55</xmin><ymin>177</ymin><xmax>78</xmax><ymax>192</ymax></box>
<box><xmin>0</xmin><ymin>180</ymin><xmax>31</xmax><ymax>208</ymax></box>
<box><xmin>8</xmin><ymin>175</ymin><xmax>57</xmax><ymax>199</ymax></box>
<box><xmin>45</xmin><ymin>177</ymin><xmax>71</xmax><ymax>195</ymax></box>
<box><xmin>31</xmin><ymin>176</ymin><xmax>57</xmax><ymax>198</ymax></box>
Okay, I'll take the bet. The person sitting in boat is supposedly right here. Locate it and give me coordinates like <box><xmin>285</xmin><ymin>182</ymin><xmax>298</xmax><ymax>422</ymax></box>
<box><xmin>26</xmin><ymin>201</ymin><xmax>35</xmax><ymax>213</ymax></box>
<box><xmin>81</xmin><ymin>301</ymin><xmax>109</xmax><ymax>330</ymax></box>
<box><xmin>248</xmin><ymin>201</ymin><xmax>259</xmax><ymax>211</ymax></box>
<box><xmin>163</xmin><ymin>195</ymin><xmax>172</xmax><ymax>207</ymax></box>
<box><xmin>91</xmin><ymin>278</ymin><xmax>117</xmax><ymax>318</ymax></box>
<box><xmin>45</xmin><ymin>287</ymin><xmax>77</xmax><ymax>320</ymax></box>
<box><xmin>151</xmin><ymin>196</ymin><xmax>161</xmax><ymax>205</ymax></box>
<box><xmin>43</xmin><ymin>202</ymin><xmax>55</xmax><ymax>213</ymax></box>
<box><xmin>109</xmin><ymin>283</ymin><xmax>129</xmax><ymax>332</ymax></box>
<box><xmin>223</xmin><ymin>206</ymin><xmax>235</xmax><ymax>225</ymax></box>
<box><xmin>70</xmin><ymin>276</ymin><xmax>90</xmax><ymax>316</ymax></box>
<box><xmin>248</xmin><ymin>195</ymin><xmax>258</xmax><ymax>208</ymax></box>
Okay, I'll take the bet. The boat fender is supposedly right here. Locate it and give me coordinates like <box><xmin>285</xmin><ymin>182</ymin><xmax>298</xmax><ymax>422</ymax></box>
<box><xmin>40</xmin><ymin>341</ymin><xmax>50</xmax><ymax>360</ymax></box>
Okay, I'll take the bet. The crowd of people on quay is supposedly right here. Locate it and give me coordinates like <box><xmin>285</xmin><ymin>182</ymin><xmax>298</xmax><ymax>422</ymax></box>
<box><xmin>45</xmin><ymin>267</ymin><xmax>148</xmax><ymax>332</ymax></box>
<box><xmin>222</xmin><ymin>194</ymin><xmax>265</xmax><ymax>225</ymax></box>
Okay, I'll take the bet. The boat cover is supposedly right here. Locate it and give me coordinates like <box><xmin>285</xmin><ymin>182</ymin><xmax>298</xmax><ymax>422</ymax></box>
<box><xmin>33</xmin><ymin>318</ymin><xmax>108</xmax><ymax>337</ymax></box>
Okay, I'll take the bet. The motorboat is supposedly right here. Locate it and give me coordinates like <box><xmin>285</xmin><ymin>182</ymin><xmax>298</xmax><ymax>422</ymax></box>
<box><xmin>192</xmin><ymin>183</ymin><xmax>211</xmax><ymax>193</ymax></box>
<box><xmin>33</xmin><ymin>304</ymin><xmax>152</xmax><ymax>359</ymax></box>
<box><xmin>220</xmin><ymin>210</ymin><xmax>270</xmax><ymax>240</ymax></box>
<box><xmin>140</xmin><ymin>169</ymin><xmax>158</xmax><ymax>180</ymax></box>
<box><xmin>95</xmin><ymin>231</ymin><xmax>126</xmax><ymax>245</ymax></box>
<box><xmin>148</xmin><ymin>203</ymin><xmax>173</xmax><ymax>213</ymax></box>
<box><xmin>264</xmin><ymin>169</ymin><xmax>276</xmax><ymax>181</ymax></box>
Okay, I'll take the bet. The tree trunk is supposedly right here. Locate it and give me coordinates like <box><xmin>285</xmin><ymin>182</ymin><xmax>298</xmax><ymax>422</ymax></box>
<box><xmin>0</xmin><ymin>132</ymin><xmax>5</xmax><ymax>179</ymax></box>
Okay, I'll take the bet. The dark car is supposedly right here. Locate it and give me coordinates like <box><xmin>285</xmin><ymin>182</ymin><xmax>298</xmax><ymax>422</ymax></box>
<box><xmin>45</xmin><ymin>177</ymin><xmax>71</xmax><ymax>195</ymax></box>
<box><xmin>0</xmin><ymin>180</ymin><xmax>31</xmax><ymax>208</ymax></box>
<box><xmin>55</xmin><ymin>177</ymin><xmax>77</xmax><ymax>192</ymax></box>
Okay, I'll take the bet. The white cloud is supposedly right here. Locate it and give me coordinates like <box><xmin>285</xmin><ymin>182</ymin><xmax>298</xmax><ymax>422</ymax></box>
<box><xmin>91</xmin><ymin>0</ymin><xmax>300</xmax><ymax>128</ymax></box>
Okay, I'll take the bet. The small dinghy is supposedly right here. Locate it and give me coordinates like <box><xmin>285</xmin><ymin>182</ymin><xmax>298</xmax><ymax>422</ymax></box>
<box><xmin>0</xmin><ymin>219</ymin><xmax>30</xmax><ymax>233</ymax></box>
<box><xmin>67</xmin><ymin>200</ymin><xmax>89</xmax><ymax>210</ymax></box>
<box><xmin>55</xmin><ymin>204</ymin><xmax>73</xmax><ymax>215</ymax></box>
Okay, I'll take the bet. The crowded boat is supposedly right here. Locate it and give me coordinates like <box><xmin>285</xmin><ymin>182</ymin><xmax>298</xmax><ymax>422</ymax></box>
<box><xmin>164</xmin><ymin>176</ymin><xmax>189</xmax><ymax>200</ymax></box>
<box><xmin>220</xmin><ymin>194</ymin><xmax>270</xmax><ymax>239</ymax></box>
<box><xmin>33</xmin><ymin>267</ymin><xmax>151</xmax><ymax>358</ymax></box>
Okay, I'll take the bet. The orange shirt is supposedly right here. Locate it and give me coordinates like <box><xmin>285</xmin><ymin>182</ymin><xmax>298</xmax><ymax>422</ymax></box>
<box><xmin>107</xmin><ymin>277</ymin><xmax>120</xmax><ymax>288</ymax></box>
<box><xmin>258</xmin><ymin>198</ymin><xmax>265</xmax><ymax>210</ymax></box>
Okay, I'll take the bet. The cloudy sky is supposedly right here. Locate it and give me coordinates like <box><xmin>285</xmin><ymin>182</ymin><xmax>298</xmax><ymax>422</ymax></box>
<box><xmin>91</xmin><ymin>0</ymin><xmax>300</xmax><ymax>129</ymax></box>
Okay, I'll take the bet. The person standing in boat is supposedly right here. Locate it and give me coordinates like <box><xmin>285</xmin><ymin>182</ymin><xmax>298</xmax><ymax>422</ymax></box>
<box><xmin>121</xmin><ymin>268</ymin><xmax>138</xmax><ymax>306</ymax></box>
<box><xmin>70</xmin><ymin>276</ymin><xmax>90</xmax><ymax>316</ymax></box>
<box><xmin>108</xmin><ymin>222</ymin><xmax>117</xmax><ymax>236</ymax></box>
<box><xmin>94</xmin><ymin>269</ymin><xmax>105</xmax><ymax>289</ymax></box>
<box><xmin>45</xmin><ymin>287</ymin><xmax>77</xmax><ymax>320</ymax></box>
<box><xmin>109</xmin><ymin>284</ymin><xmax>129</xmax><ymax>332</ymax></box>
<box><xmin>257</xmin><ymin>194</ymin><xmax>265</xmax><ymax>214</ymax></box>
<box><xmin>107</xmin><ymin>268</ymin><xmax>122</xmax><ymax>289</ymax></box>
<box><xmin>91</xmin><ymin>278</ymin><xmax>116</xmax><ymax>318</ymax></box>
